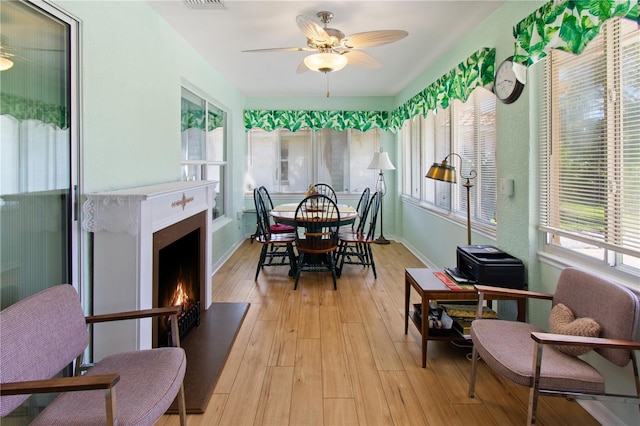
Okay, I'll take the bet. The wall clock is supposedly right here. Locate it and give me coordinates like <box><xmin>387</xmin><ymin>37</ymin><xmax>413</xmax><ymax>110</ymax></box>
<box><xmin>494</xmin><ymin>57</ymin><xmax>525</xmax><ymax>104</ymax></box>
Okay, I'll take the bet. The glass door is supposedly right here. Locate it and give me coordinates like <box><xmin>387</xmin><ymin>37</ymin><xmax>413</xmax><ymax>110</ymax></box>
<box><xmin>1</xmin><ymin>0</ymin><xmax>77</xmax><ymax>309</ymax></box>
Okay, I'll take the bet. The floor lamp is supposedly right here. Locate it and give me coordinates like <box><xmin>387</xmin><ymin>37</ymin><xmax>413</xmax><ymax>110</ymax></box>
<box><xmin>425</xmin><ymin>153</ymin><xmax>477</xmax><ymax>245</ymax></box>
<box><xmin>367</xmin><ymin>149</ymin><xmax>395</xmax><ymax>244</ymax></box>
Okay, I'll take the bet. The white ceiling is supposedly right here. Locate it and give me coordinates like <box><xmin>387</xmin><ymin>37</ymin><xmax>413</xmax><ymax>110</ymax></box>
<box><xmin>148</xmin><ymin>0</ymin><xmax>505</xmax><ymax>98</ymax></box>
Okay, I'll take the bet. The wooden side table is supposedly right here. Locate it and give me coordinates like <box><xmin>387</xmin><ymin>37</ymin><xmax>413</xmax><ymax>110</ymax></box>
<box><xmin>404</xmin><ymin>268</ymin><xmax>526</xmax><ymax>367</ymax></box>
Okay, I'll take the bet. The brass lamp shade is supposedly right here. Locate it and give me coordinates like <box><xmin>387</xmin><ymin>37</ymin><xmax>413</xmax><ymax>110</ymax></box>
<box><xmin>425</xmin><ymin>152</ymin><xmax>476</xmax><ymax>245</ymax></box>
<box><xmin>426</xmin><ymin>161</ymin><xmax>457</xmax><ymax>183</ymax></box>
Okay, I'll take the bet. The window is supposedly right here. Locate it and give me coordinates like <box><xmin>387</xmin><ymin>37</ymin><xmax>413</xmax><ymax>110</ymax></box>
<box><xmin>402</xmin><ymin>88</ymin><xmax>497</xmax><ymax>230</ymax></box>
<box><xmin>1</xmin><ymin>0</ymin><xmax>78</xmax><ymax>304</ymax></box>
<box><xmin>247</xmin><ymin>128</ymin><xmax>379</xmax><ymax>194</ymax></box>
<box><xmin>540</xmin><ymin>18</ymin><xmax>640</xmax><ymax>274</ymax></box>
<box><xmin>181</xmin><ymin>87</ymin><xmax>227</xmax><ymax>219</ymax></box>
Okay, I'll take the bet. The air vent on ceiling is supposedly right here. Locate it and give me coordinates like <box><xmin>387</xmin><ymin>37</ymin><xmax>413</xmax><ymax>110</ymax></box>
<box><xmin>184</xmin><ymin>0</ymin><xmax>225</xmax><ymax>9</ymax></box>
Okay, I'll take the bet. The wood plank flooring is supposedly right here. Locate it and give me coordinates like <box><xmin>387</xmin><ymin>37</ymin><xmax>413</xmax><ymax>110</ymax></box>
<box><xmin>160</xmin><ymin>239</ymin><xmax>600</xmax><ymax>426</ymax></box>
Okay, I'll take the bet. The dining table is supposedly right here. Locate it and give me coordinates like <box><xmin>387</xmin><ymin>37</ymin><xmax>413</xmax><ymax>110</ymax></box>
<box><xmin>270</xmin><ymin>203</ymin><xmax>358</xmax><ymax>227</ymax></box>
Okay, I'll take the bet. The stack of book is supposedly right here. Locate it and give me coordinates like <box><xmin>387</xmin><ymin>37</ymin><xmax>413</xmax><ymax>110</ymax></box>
<box><xmin>439</xmin><ymin>303</ymin><xmax>497</xmax><ymax>339</ymax></box>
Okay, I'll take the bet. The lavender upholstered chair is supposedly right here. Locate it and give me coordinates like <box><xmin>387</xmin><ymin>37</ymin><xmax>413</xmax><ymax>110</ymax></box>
<box><xmin>468</xmin><ymin>268</ymin><xmax>640</xmax><ymax>425</ymax></box>
<box><xmin>0</xmin><ymin>284</ymin><xmax>187</xmax><ymax>425</ymax></box>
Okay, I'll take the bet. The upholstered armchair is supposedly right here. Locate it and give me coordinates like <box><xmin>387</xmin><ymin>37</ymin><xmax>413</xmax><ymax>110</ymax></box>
<box><xmin>0</xmin><ymin>284</ymin><xmax>187</xmax><ymax>425</ymax></box>
<box><xmin>468</xmin><ymin>268</ymin><xmax>640</xmax><ymax>425</ymax></box>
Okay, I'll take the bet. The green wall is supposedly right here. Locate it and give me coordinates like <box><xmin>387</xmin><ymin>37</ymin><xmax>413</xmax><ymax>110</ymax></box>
<box><xmin>55</xmin><ymin>0</ymin><xmax>248</xmax><ymax>271</ymax></box>
<box><xmin>51</xmin><ymin>1</ymin><xmax>638</xmax><ymax>423</ymax></box>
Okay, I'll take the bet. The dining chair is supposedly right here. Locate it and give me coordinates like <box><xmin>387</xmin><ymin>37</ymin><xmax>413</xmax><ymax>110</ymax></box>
<box><xmin>253</xmin><ymin>189</ymin><xmax>297</xmax><ymax>280</ymax></box>
<box><xmin>468</xmin><ymin>267</ymin><xmax>640</xmax><ymax>425</ymax></box>
<box><xmin>312</xmin><ymin>183</ymin><xmax>338</xmax><ymax>202</ymax></box>
<box><xmin>351</xmin><ymin>187</ymin><xmax>370</xmax><ymax>233</ymax></box>
<box><xmin>257</xmin><ymin>186</ymin><xmax>295</xmax><ymax>234</ymax></box>
<box><xmin>336</xmin><ymin>191</ymin><xmax>381</xmax><ymax>278</ymax></box>
<box><xmin>293</xmin><ymin>194</ymin><xmax>341</xmax><ymax>290</ymax></box>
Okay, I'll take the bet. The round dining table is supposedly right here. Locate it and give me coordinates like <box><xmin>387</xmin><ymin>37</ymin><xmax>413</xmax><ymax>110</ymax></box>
<box><xmin>270</xmin><ymin>203</ymin><xmax>358</xmax><ymax>227</ymax></box>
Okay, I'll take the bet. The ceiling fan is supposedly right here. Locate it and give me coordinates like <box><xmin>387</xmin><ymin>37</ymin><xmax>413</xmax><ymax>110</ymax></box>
<box><xmin>242</xmin><ymin>11</ymin><xmax>408</xmax><ymax>74</ymax></box>
<box><xmin>0</xmin><ymin>35</ymin><xmax>64</xmax><ymax>71</ymax></box>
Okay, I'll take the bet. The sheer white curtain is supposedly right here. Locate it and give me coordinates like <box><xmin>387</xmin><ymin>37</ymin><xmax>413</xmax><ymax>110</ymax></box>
<box><xmin>1</xmin><ymin>115</ymin><xmax>69</xmax><ymax>195</ymax></box>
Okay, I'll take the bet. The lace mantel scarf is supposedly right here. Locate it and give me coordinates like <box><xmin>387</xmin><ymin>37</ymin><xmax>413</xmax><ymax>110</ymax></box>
<box><xmin>82</xmin><ymin>195</ymin><xmax>144</xmax><ymax>235</ymax></box>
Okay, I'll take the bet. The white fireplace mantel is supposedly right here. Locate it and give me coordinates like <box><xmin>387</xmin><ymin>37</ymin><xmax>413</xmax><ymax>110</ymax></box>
<box><xmin>83</xmin><ymin>181</ymin><xmax>217</xmax><ymax>360</ymax></box>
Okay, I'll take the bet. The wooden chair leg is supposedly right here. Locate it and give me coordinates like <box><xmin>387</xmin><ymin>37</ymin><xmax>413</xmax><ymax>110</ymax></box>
<box><xmin>328</xmin><ymin>253</ymin><xmax>337</xmax><ymax>290</ymax></box>
<box><xmin>287</xmin><ymin>243</ymin><xmax>296</xmax><ymax>278</ymax></box>
<box><xmin>367</xmin><ymin>245</ymin><xmax>377</xmax><ymax>278</ymax></box>
<box><xmin>105</xmin><ymin>387</ymin><xmax>116</xmax><ymax>426</ymax></box>
<box><xmin>294</xmin><ymin>253</ymin><xmax>304</xmax><ymax>290</ymax></box>
<box><xmin>255</xmin><ymin>244</ymin><xmax>267</xmax><ymax>280</ymax></box>
<box><xmin>177</xmin><ymin>383</ymin><xmax>187</xmax><ymax>426</ymax></box>
<box><xmin>336</xmin><ymin>242</ymin><xmax>346</xmax><ymax>277</ymax></box>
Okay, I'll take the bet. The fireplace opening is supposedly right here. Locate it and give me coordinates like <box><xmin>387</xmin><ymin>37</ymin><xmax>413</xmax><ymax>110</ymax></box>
<box><xmin>153</xmin><ymin>210</ymin><xmax>206</xmax><ymax>347</ymax></box>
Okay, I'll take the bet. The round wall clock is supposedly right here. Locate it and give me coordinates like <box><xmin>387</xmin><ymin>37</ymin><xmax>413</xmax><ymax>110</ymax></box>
<box><xmin>494</xmin><ymin>57</ymin><xmax>525</xmax><ymax>104</ymax></box>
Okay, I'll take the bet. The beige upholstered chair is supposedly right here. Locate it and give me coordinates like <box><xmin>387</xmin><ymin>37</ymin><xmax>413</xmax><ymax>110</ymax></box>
<box><xmin>0</xmin><ymin>284</ymin><xmax>187</xmax><ymax>425</ymax></box>
<box><xmin>468</xmin><ymin>267</ymin><xmax>640</xmax><ymax>424</ymax></box>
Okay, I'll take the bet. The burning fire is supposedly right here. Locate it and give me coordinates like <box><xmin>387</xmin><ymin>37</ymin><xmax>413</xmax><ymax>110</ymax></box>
<box><xmin>170</xmin><ymin>280</ymin><xmax>191</xmax><ymax>308</ymax></box>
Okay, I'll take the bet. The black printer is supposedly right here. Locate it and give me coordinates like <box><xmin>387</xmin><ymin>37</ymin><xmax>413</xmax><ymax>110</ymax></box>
<box><xmin>449</xmin><ymin>245</ymin><xmax>525</xmax><ymax>289</ymax></box>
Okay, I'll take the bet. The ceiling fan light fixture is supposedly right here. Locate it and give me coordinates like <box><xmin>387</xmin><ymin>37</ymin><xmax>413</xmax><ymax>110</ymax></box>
<box><xmin>304</xmin><ymin>52</ymin><xmax>347</xmax><ymax>73</ymax></box>
<box><xmin>0</xmin><ymin>56</ymin><xmax>14</xmax><ymax>71</ymax></box>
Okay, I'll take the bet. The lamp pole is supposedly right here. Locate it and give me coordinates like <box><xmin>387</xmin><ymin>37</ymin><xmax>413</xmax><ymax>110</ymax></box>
<box><xmin>367</xmin><ymin>149</ymin><xmax>395</xmax><ymax>245</ymax></box>
<box><xmin>463</xmin><ymin>178</ymin><xmax>472</xmax><ymax>245</ymax></box>
<box><xmin>375</xmin><ymin>169</ymin><xmax>389</xmax><ymax>244</ymax></box>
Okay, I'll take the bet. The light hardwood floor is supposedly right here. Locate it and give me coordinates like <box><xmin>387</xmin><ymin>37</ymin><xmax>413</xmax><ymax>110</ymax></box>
<box><xmin>160</xmin><ymin>239</ymin><xmax>600</xmax><ymax>426</ymax></box>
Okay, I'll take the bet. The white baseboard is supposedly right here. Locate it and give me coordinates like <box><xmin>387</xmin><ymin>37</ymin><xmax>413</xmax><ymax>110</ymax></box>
<box><xmin>578</xmin><ymin>400</ymin><xmax>626</xmax><ymax>426</ymax></box>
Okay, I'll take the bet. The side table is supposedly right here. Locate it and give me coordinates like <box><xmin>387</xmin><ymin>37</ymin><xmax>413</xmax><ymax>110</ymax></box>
<box><xmin>404</xmin><ymin>268</ymin><xmax>526</xmax><ymax>367</ymax></box>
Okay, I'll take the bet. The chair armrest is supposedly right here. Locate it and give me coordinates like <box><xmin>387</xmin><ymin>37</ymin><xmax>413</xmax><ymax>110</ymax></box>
<box><xmin>86</xmin><ymin>305</ymin><xmax>182</xmax><ymax>324</ymax></box>
<box><xmin>0</xmin><ymin>373</ymin><xmax>120</xmax><ymax>396</ymax></box>
<box><xmin>475</xmin><ymin>285</ymin><xmax>554</xmax><ymax>300</ymax></box>
<box><xmin>531</xmin><ymin>332</ymin><xmax>640</xmax><ymax>351</ymax></box>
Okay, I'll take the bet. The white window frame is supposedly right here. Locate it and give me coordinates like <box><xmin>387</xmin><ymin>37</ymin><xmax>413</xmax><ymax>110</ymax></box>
<box><xmin>180</xmin><ymin>84</ymin><xmax>228</xmax><ymax>220</ymax></box>
<box><xmin>402</xmin><ymin>88</ymin><xmax>497</xmax><ymax>237</ymax></box>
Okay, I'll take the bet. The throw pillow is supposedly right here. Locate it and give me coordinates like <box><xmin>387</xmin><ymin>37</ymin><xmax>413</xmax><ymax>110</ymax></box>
<box><xmin>548</xmin><ymin>303</ymin><xmax>601</xmax><ymax>356</ymax></box>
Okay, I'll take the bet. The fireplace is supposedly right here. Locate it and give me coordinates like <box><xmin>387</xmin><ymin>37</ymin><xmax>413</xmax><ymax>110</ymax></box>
<box><xmin>153</xmin><ymin>210</ymin><xmax>205</xmax><ymax>347</ymax></box>
<box><xmin>83</xmin><ymin>181</ymin><xmax>217</xmax><ymax>361</ymax></box>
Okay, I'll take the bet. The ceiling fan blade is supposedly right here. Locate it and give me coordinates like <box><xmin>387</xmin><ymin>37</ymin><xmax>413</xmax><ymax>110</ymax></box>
<box><xmin>341</xmin><ymin>50</ymin><xmax>381</xmax><ymax>69</ymax></box>
<box><xmin>241</xmin><ymin>47</ymin><xmax>311</xmax><ymax>53</ymax></box>
<box><xmin>342</xmin><ymin>30</ymin><xmax>408</xmax><ymax>49</ymax></box>
<box><xmin>296</xmin><ymin>61</ymin><xmax>310</xmax><ymax>74</ymax></box>
<box><xmin>296</xmin><ymin>15</ymin><xmax>330</xmax><ymax>44</ymax></box>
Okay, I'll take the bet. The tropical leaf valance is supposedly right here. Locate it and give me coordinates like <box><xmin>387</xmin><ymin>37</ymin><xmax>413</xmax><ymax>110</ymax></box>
<box><xmin>513</xmin><ymin>0</ymin><xmax>638</xmax><ymax>67</ymax></box>
<box><xmin>245</xmin><ymin>48</ymin><xmax>495</xmax><ymax>134</ymax></box>
<box><xmin>181</xmin><ymin>109</ymin><xmax>225</xmax><ymax>132</ymax></box>
<box><xmin>243</xmin><ymin>109</ymin><xmax>390</xmax><ymax>132</ymax></box>
<box><xmin>388</xmin><ymin>47</ymin><xmax>495</xmax><ymax>132</ymax></box>
<box><xmin>0</xmin><ymin>93</ymin><xmax>69</xmax><ymax>129</ymax></box>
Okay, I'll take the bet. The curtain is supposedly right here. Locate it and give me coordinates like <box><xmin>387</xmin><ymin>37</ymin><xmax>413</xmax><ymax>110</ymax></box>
<box><xmin>243</xmin><ymin>109</ymin><xmax>389</xmax><ymax>132</ymax></box>
<box><xmin>1</xmin><ymin>114</ymin><xmax>69</xmax><ymax>194</ymax></box>
<box><xmin>512</xmin><ymin>0</ymin><xmax>638</xmax><ymax>81</ymax></box>
<box><xmin>389</xmin><ymin>47</ymin><xmax>495</xmax><ymax>132</ymax></box>
<box><xmin>244</xmin><ymin>48</ymin><xmax>495</xmax><ymax>134</ymax></box>
<box><xmin>0</xmin><ymin>93</ymin><xmax>69</xmax><ymax>129</ymax></box>
<box><xmin>181</xmin><ymin>108</ymin><xmax>224</xmax><ymax>132</ymax></box>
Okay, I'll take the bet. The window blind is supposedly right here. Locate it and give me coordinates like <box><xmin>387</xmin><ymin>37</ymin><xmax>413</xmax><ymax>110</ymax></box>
<box><xmin>540</xmin><ymin>18</ymin><xmax>640</xmax><ymax>265</ymax></box>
